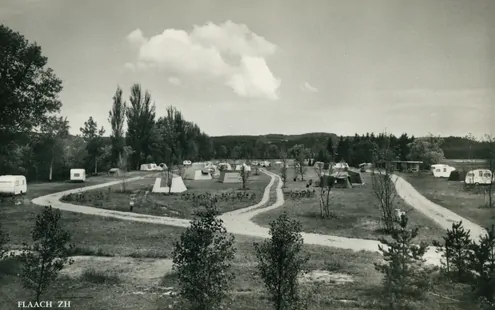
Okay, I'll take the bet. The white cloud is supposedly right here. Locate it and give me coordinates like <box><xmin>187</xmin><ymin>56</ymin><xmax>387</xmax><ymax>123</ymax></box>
<box><xmin>125</xmin><ymin>21</ymin><xmax>280</xmax><ymax>100</ymax></box>
<box><xmin>300</xmin><ymin>81</ymin><xmax>318</xmax><ymax>93</ymax></box>
<box><xmin>168</xmin><ymin>76</ymin><xmax>182</xmax><ymax>86</ymax></box>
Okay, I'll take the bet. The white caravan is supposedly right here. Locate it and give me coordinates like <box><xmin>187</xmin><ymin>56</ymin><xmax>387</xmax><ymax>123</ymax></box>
<box><xmin>140</xmin><ymin>163</ymin><xmax>158</xmax><ymax>171</ymax></box>
<box><xmin>432</xmin><ymin>164</ymin><xmax>456</xmax><ymax>178</ymax></box>
<box><xmin>0</xmin><ymin>175</ymin><xmax>27</xmax><ymax>196</ymax></box>
<box><xmin>70</xmin><ymin>169</ymin><xmax>86</xmax><ymax>182</ymax></box>
<box><xmin>465</xmin><ymin>169</ymin><xmax>494</xmax><ymax>185</ymax></box>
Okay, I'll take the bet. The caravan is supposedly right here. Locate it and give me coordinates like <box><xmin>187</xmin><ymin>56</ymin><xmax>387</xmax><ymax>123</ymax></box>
<box><xmin>465</xmin><ymin>169</ymin><xmax>494</xmax><ymax>185</ymax></box>
<box><xmin>432</xmin><ymin>164</ymin><xmax>456</xmax><ymax>178</ymax></box>
<box><xmin>0</xmin><ymin>175</ymin><xmax>27</xmax><ymax>196</ymax></box>
<box><xmin>70</xmin><ymin>169</ymin><xmax>86</xmax><ymax>182</ymax></box>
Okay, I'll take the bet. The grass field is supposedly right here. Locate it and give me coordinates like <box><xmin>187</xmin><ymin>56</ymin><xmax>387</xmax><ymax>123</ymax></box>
<box><xmin>255</xmin><ymin>167</ymin><xmax>446</xmax><ymax>244</ymax></box>
<box><xmin>0</xmin><ymin>234</ymin><xmax>472</xmax><ymax>310</ymax></box>
<box><xmin>0</xmin><ymin>173</ymin><xmax>472</xmax><ymax>309</ymax></box>
<box><xmin>59</xmin><ymin>172</ymin><xmax>272</xmax><ymax>219</ymax></box>
<box><xmin>398</xmin><ymin>172</ymin><xmax>495</xmax><ymax>229</ymax></box>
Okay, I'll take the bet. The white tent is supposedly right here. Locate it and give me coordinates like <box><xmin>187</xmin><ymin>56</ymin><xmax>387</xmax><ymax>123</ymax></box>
<box><xmin>465</xmin><ymin>169</ymin><xmax>494</xmax><ymax>185</ymax></box>
<box><xmin>183</xmin><ymin>166</ymin><xmax>212</xmax><ymax>180</ymax></box>
<box><xmin>217</xmin><ymin>163</ymin><xmax>232</xmax><ymax>171</ymax></box>
<box><xmin>432</xmin><ymin>164</ymin><xmax>456</xmax><ymax>178</ymax></box>
<box><xmin>152</xmin><ymin>175</ymin><xmax>187</xmax><ymax>193</ymax></box>
<box><xmin>235</xmin><ymin>164</ymin><xmax>251</xmax><ymax>171</ymax></box>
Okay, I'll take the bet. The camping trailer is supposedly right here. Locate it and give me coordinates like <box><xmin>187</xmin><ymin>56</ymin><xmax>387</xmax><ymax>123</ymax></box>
<box><xmin>140</xmin><ymin>163</ymin><xmax>159</xmax><ymax>171</ymax></box>
<box><xmin>70</xmin><ymin>169</ymin><xmax>86</xmax><ymax>182</ymax></box>
<box><xmin>465</xmin><ymin>169</ymin><xmax>494</xmax><ymax>185</ymax></box>
<box><xmin>432</xmin><ymin>164</ymin><xmax>456</xmax><ymax>178</ymax></box>
<box><xmin>0</xmin><ymin>175</ymin><xmax>27</xmax><ymax>196</ymax></box>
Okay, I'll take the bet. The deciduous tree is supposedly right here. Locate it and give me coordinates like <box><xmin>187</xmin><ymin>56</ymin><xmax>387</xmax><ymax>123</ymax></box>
<box><xmin>125</xmin><ymin>84</ymin><xmax>156</xmax><ymax>169</ymax></box>
<box><xmin>108</xmin><ymin>86</ymin><xmax>127</xmax><ymax>165</ymax></box>
<box><xmin>80</xmin><ymin>116</ymin><xmax>105</xmax><ymax>174</ymax></box>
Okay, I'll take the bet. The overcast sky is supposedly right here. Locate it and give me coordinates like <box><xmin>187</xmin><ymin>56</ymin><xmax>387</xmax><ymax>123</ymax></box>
<box><xmin>2</xmin><ymin>0</ymin><xmax>494</xmax><ymax>137</ymax></box>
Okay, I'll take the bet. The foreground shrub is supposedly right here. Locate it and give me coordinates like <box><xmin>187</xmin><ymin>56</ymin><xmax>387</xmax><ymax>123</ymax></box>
<box><xmin>469</xmin><ymin>225</ymin><xmax>495</xmax><ymax>306</ymax></box>
<box><xmin>172</xmin><ymin>200</ymin><xmax>236</xmax><ymax>310</ymax></box>
<box><xmin>432</xmin><ymin>221</ymin><xmax>472</xmax><ymax>282</ymax></box>
<box><xmin>17</xmin><ymin>206</ymin><xmax>74</xmax><ymax>303</ymax></box>
<box><xmin>375</xmin><ymin>214</ymin><xmax>431</xmax><ymax>309</ymax></box>
<box><xmin>80</xmin><ymin>269</ymin><xmax>120</xmax><ymax>284</ymax></box>
<box><xmin>254</xmin><ymin>213</ymin><xmax>310</xmax><ymax>310</ymax></box>
<box><xmin>0</xmin><ymin>220</ymin><xmax>8</xmax><ymax>259</ymax></box>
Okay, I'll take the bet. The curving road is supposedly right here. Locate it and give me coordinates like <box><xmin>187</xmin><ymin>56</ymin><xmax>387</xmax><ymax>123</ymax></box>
<box><xmin>31</xmin><ymin>169</ymin><xmax>485</xmax><ymax>267</ymax></box>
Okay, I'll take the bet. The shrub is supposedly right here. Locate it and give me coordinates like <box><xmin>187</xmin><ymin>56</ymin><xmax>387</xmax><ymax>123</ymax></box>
<box><xmin>80</xmin><ymin>269</ymin><xmax>120</xmax><ymax>284</ymax></box>
<box><xmin>172</xmin><ymin>200</ymin><xmax>236</xmax><ymax>309</ymax></box>
<box><xmin>17</xmin><ymin>206</ymin><xmax>74</xmax><ymax>303</ymax></box>
<box><xmin>432</xmin><ymin>221</ymin><xmax>472</xmax><ymax>282</ymax></box>
<box><xmin>254</xmin><ymin>213</ymin><xmax>310</xmax><ymax>310</ymax></box>
<box><xmin>374</xmin><ymin>214</ymin><xmax>431</xmax><ymax>309</ymax></box>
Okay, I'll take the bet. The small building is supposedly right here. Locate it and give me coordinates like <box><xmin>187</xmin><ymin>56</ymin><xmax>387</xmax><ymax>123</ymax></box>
<box><xmin>0</xmin><ymin>175</ymin><xmax>27</xmax><ymax>196</ymax></box>
<box><xmin>391</xmin><ymin>161</ymin><xmax>422</xmax><ymax>172</ymax></box>
<box><xmin>70</xmin><ymin>169</ymin><xmax>86</xmax><ymax>182</ymax></box>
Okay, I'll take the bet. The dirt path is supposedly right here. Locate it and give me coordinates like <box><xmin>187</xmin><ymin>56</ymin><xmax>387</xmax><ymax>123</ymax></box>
<box><xmin>30</xmin><ymin>168</ymin><xmax>458</xmax><ymax>266</ymax></box>
<box><xmin>392</xmin><ymin>174</ymin><xmax>486</xmax><ymax>240</ymax></box>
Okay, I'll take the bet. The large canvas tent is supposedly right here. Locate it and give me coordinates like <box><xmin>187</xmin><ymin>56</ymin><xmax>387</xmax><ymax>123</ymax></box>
<box><xmin>219</xmin><ymin>171</ymin><xmax>242</xmax><ymax>183</ymax></box>
<box><xmin>152</xmin><ymin>175</ymin><xmax>187</xmax><ymax>193</ymax></box>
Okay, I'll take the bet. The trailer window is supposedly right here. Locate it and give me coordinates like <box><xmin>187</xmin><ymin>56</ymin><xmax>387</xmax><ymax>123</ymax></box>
<box><xmin>74</xmin><ymin>173</ymin><xmax>80</xmax><ymax>177</ymax></box>
<box><xmin>15</xmin><ymin>181</ymin><xmax>19</xmax><ymax>186</ymax></box>
<box><xmin>479</xmin><ymin>171</ymin><xmax>484</xmax><ymax>177</ymax></box>
<box><xmin>467</xmin><ymin>173</ymin><xmax>474</xmax><ymax>177</ymax></box>
<box><xmin>484</xmin><ymin>172</ymin><xmax>491</xmax><ymax>178</ymax></box>
<box><xmin>443</xmin><ymin>168</ymin><xmax>447</xmax><ymax>172</ymax></box>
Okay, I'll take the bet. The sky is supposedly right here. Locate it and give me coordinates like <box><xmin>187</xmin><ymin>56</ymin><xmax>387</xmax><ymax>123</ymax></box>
<box><xmin>2</xmin><ymin>0</ymin><xmax>494</xmax><ymax>138</ymax></box>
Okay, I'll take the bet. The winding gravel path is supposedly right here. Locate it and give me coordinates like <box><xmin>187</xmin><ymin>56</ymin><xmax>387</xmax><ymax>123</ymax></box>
<box><xmin>31</xmin><ymin>169</ymin><xmax>486</xmax><ymax>267</ymax></box>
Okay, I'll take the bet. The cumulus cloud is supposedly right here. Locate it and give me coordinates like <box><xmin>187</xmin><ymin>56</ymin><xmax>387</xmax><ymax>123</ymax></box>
<box><xmin>125</xmin><ymin>21</ymin><xmax>280</xmax><ymax>100</ymax></box>
<box><xmin>300</xmin><ymin>81</ymin><xmax>318</xmax><ymax>93</ymax></box>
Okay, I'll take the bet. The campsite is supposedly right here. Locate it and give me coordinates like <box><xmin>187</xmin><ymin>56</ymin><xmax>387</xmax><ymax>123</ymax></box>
<box><xmin>1</xmin><ymin>5</ymin><xmax>494</xmax><ymax>310</ymax></box>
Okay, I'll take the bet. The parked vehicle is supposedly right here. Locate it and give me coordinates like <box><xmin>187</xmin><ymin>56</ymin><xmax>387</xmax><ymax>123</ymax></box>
<box><xmin>0</xmin><ymin>175</ymin><xmax>27</xmax><ymax>195</ymax></box>
<box><xmin>70</xmin><ymin>169</ymin><xmax>86</xmax><ymax>182</ymax></box>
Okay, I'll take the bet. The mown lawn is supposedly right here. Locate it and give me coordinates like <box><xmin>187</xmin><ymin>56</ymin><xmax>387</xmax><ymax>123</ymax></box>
<box><xmin>59</xmin><ymin>172</ymin><xmax>272</xmax><ymax>219</ymax></box>
<box><xmin>255</xmin><ymin>167</ymin><xmax>446</xmax><ymax>244</ymax></box>
<box><xmin>398</xmin><ymin>172</ymin><xmax>495</xmax><ymax>229</ymax></box>
<box><xmin>0</xmin><ymin>234</ymin><xmax>472</xmax><ymax>310</ymax></box>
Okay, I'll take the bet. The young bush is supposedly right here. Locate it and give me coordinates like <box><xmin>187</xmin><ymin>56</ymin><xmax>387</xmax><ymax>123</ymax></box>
<box><xmin>375</xmin><ymin>214</ymin><xmax>431</xmax><ymax>309</ymax></box>
<box><xmin>469</xmin><ymin>225</ymin><xmax>495</xmax><ymax>305</ymax></box>
<box><xmin>254</xmin><ymin>213</ymin><xmax>310</xmax><ymax>310</ymax></box>
<box><xmin>240</xmin><ymin>165</ymin><xmax>251</xmax><ymax>190</ymax></box>
<box><xmin>0</xmin><ymin>221</ymin><xmax>8</xmax><ymax>259</ymax></box>
<box><xmin>318</xmin><ymin>177</ymin><xmax>335</xmax><ymax>219</ymax></box>
<box><xmin>17</xmin><ymin>206</ymin><xmax>74</xmax><ymax>302</ymax></box>
<box><xmin>172</xmin><ymin>200</ymin><xmax>236</xmax><ymax>310</ymax></box>
<box><xmin>432</xmin><ymin>221</ymin><xmax>472</xmax><ymax>282</ymax></box>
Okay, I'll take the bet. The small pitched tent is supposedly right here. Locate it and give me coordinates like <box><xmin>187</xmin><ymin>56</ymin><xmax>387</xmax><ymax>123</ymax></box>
<box><xmin>183</xmin><ymin>162</ymin><xmax>212</xmax><ymax>180</ymax></box>
<box><xmin>219</xmin><ymin>170</ymin><xmax>242</xmax><ymax>183</ymax></box>
<box><xmin>152</xmin><ymin>175</ymin><xmax>187</xmax><ymax>193</ymax></box>
<box><xmin>235</xmin><ymin>164</ymin><xmax>251</xmax><ymax>171</ymax></box>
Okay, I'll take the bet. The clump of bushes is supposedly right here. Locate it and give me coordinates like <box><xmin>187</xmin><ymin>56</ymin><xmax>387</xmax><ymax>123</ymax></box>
<box><xmin>180</xmin><ymin>191</ymin><xmax>257</xmax><ymax>204</ymax></box>
<box><xmin>284</xmin><ymin>189</ymin><xmax>316</xmax><ymax>199</ymax></box>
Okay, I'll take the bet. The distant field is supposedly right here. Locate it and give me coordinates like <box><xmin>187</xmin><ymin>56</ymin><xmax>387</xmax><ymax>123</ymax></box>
<box><xmin>60</xmin><ymin>172</ymin><xmax>272</xmax><ymax>219</ymax></box>
<box><xmin>441</xmin><ymin>159</ymin><xmax>490</xmax><ymax>171</ymax></box>
<box><xmin>253</xmin><ymin>168</ymin><xmax>445</xmax><ymax>244</ymax></box>
<box><xmin>398</xmin><ymin>172</ymin><xmax>495</xmax><ymax>229</ymax></box>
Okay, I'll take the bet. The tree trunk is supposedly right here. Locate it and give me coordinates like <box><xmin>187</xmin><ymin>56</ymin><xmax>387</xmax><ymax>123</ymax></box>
<box><xmin>48</xmin><ymin>157</ymin><xmax>54</xmax><ymax>182</ymax></box>
<box><xmin>94</xmin><ymin>157</ymin><xmax>98</xmax><ymax>175</ymax></box>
